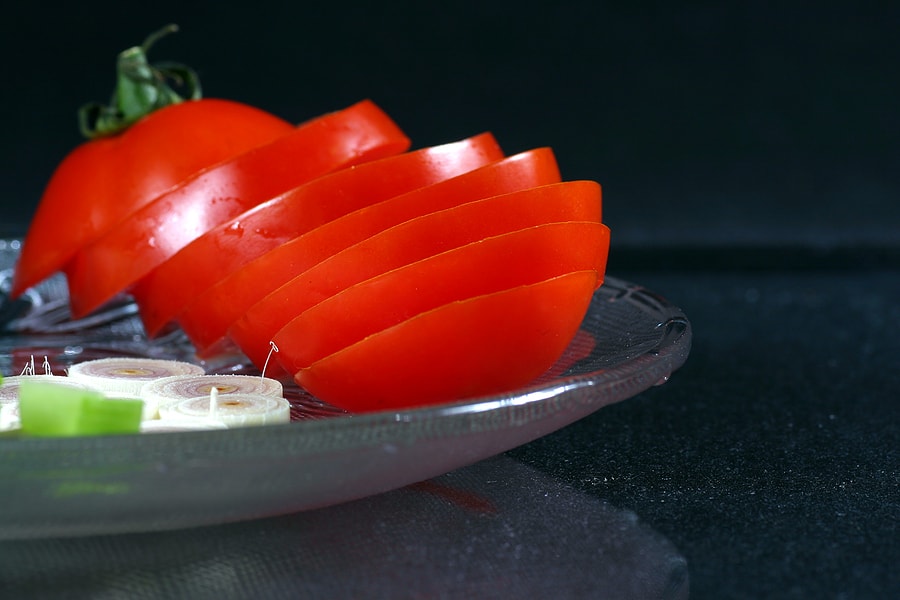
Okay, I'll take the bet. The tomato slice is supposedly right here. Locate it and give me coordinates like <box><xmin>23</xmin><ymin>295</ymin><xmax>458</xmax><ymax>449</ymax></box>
<box><xmin>293</xmin><ymin>270</ymin><xmax>599</xmax><ymax>412</ymax></box>
<box><xmin>11</xmin><ymin>99</ymin><xmax>295</xmax><ymax>297</ymax></box>
<box><xmin>130</xmin><ymin>132</ymin><xmax>504</xmax><ymax>337</ymax></box>
<box><xmin>272</xmin><ymin>221</ymin><xmax>610</xmax><ymax>373</ymax></box>
<box><xmin>226</xmin><ymin>180</ymin><xmax>602</xmax><ymax>371</ymax></box>
<box><xmin>64</xmin><ymin>99</ymin><xmax>410</xmax><ymax>318</ymax></box>
<box><xmin>177</xmin><ymin>148</ymin><xmax>563</xmax><ymax>355</ymax></box>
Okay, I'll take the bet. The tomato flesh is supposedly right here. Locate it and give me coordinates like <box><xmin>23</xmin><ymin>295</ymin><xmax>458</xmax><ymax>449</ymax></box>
<box><xmin>227</xmin><ymin>180</ymin><xmax>602</xmax><ymax>371</ymax></box>
<box><xmin>11</xmin><ymin>99</ymin><xmax>295</xmax><ymax>297</ymax></box>
<box><xmin>293</xmin><ymin>270</ymin><xmax>599</xmax><ymax>412</ymax></box>
<box><xmin>131</xmin><ymin>132</ymin><xmax>504</xmax><ymax>337</ymax></box>
<box><xmin>178</xmin><ymin>148</ymin><xmax>563</xmax><ymax>355</ymax></box>
<box><xmin>64</xmin><ymin>100</ymin><xmax>410</xmax><ymax>318</ymax></box>
<box><xmin>272</xmin><ymin>221</ymin><xmax>610</xmax><ymax>373</ymax></box>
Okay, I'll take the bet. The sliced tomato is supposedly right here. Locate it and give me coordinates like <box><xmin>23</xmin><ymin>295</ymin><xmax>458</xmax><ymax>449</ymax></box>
<box><xmin>64</xmin><ymin>99</ymin><xmax>410</xmax><ymax>318</ymax></box>
<box><xmin>178</xmin><ymin>148</ymin><xmax>563</xmax><ymax>355</ymax></box>
<box><xmin>226</xmin><ymin>180</ymin><xmax>602</xmax><ymax>371</ymax></box>
<box><xmin>130</xmin><ymin>132</ymin><xmax>504</xmax><ymax>337</ymax></box>
<box><xmin>11</xmin><ymin>99</ymin><xmax>295</xmax><ymax>297</ymax></box>
<box><xmin>293</xmin><ymin>270</ymin><xmax>600</xmax><ymax>412</ymax></box>
<box><xmin>272</xmin><ymin>221</ymin><xmax>610</xmax><ymax>373</ymax></box>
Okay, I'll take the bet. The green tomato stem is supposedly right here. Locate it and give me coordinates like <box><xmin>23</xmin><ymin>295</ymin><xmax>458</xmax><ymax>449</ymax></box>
<box><xmin>78</xmin><ymin>24</ymin><xmax>202</xmax><ymax>139</ymax></box>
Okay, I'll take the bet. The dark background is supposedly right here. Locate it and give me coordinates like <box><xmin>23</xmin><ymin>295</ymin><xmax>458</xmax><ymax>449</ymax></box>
<box><xmin>3</xmin><ymin>1</ymin><xmax>898</xmax><ymax>248</ymax></box>
<box><xmin>1</xmin><ymin>2</ymin><xmax>898</xmax><ymax>599</ymax></box>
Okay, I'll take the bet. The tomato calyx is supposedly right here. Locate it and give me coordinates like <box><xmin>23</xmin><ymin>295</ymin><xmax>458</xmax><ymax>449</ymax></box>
<box><xmin>79</xmin><ymin>24</ymin><xmax>201</xmax><ymax>140</ymax></box>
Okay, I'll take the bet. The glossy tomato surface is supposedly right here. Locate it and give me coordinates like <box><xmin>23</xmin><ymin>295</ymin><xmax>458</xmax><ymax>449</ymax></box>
<box><xmin>293</xmin><ymin>270</ymin><xmax>600</xmax><ymax>412</ymax></box>
<box><xmin>64</xmin><ymin>100</ymin><xmax>410</xmax><ymax>318</ymax></box>
<box><xmin>178</xmin><ymin>148</ymin><xmax>563</xmax><ymax>355</ymax></box>
<box><xmin>227</xmin><ymin>180</ymin><xmax>602</xmax><ymax>370</ymax></box>
<box><xmin>12</xmin><ymin>99</ymin><xmax>295</xmax><ymax>297</ymax></box>
<box><xmin>272</xmin><ymin>221</ymin><xmax>610</xmax><ymax>372</ymax></box>
<box><xmin>131</xmin><ymin>132</ymin><xmax>504</xmax><ymax>337</ymax></box>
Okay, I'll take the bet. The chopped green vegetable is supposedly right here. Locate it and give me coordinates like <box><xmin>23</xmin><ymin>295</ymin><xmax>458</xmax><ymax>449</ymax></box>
<box><xmin>18</xmin><ymin>379</ymin><xmax>142</xmax><ymax>437</ymax></box>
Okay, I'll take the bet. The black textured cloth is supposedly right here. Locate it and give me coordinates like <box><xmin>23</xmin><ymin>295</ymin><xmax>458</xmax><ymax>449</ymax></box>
<box><xmin>1</xmin><ymin>258</ymin><xmax>897</xmax><ymax>599</ymax></box>
<box><xmin>512</xmin><ymin>260</ymin><xmax>900</xmax><ymax>599</ymax></box>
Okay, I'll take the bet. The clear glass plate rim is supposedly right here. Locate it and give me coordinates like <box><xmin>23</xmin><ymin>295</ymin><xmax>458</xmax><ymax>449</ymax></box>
<box><xmin>1</xmin><ymin>274</ymin><xmax>692</xmax><ymax>454</ymax></box>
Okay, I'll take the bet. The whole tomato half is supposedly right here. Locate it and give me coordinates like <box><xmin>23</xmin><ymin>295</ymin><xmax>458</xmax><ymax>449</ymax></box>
<box><xmin>11</xmin><ymin>26</ymin><xmax>295</xmax><ymax>298</ymax></box>
<box><xmin>12</xmin><ymin>26</ymin><xmax>615</xmax><ymax>414</ymax></box>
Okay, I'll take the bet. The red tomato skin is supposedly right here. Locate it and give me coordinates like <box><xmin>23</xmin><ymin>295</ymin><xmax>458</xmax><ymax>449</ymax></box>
<box><xmin>272</xmin><ymin>221</ymin><xmax>611</xmax><ymax>372</ymax></box>
<box><xmin>64</xmin><ymin>99</ymin><xmax>411</xmax><ymax>318</ymax></box>
<box><xmin>178</xmin><ymin>148</ymin><xmax>563</xmax><ymax>356</ymax></box>
<box><xmin>293</xmin><ymin>270</ymin><xmax>599</xmax><ymax>412</ymax></box>
<box><xmin>131</xmin><ymin>132</ymin><xmax>505</xmax><ymax>337</ymax></box>
<box><xmin>11</xmin><ymin>99</ymin><xmax>295</xmax><ymax>297</ymax></box>
<box><xmin>227</xmin><ymin>180</ymin><xmax>602</xmax><ymax>371</ymax></box>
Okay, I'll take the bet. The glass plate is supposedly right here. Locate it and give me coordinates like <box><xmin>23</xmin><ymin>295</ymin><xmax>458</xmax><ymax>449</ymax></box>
<box><xmin>0</xmin><ymin>239</ymin><xmax>691</xmax><ymax>539</ymax></box>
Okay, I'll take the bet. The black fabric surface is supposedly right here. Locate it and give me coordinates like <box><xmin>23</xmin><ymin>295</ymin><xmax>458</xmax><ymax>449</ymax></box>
<box><xmin>511</xmin><ymin>259</ymin><xmax>900</xmax><ymax>599</ymax></box>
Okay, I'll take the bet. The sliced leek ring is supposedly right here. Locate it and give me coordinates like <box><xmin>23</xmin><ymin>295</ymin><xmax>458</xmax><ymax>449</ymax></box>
<box><xmin>0</xmin><ymin>402</ymin><xmax>21</xmax><ymax>431</ymax></box>
<box><xmin>0</xmin><ymin>377</ymin><xmax>58</xmax><ymax>430</ymax></box>
<box><xmin>1</xmin><ymin>374</ymin><xmax>158</xmax><ymax>421</ymax></box>
<box><xmin>101</xmin><ymin>391</ymin><xmax>159</xmax><ymax>421</ymax></box>
<box><xmin>140</xmin><ymin>374</ymin><xmax>283</xmax><ymax>411</ymax></box>
<box><xmin>67</xmin><ymin>358</ymin><xmax>204</xmax><ymax>397</ymax></box>
<box><xmin>1</xmin><ymin>375</ymin><xmax>93</xmax><ymax>404</ymax></box>
<box><xmin>158</xmin><ymin>392</ymin><xmax>291</xmax><ymax>428</ymax></box>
